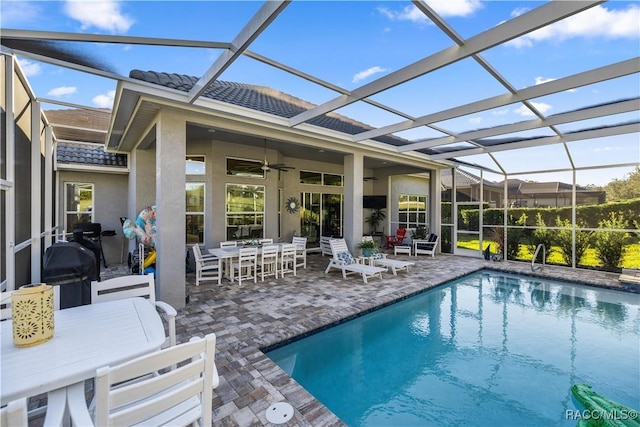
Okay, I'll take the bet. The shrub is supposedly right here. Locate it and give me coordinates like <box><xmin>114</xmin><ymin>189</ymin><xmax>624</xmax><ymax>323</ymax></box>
<box><xmin>554</xmin><ymin>217</ymin><xmax>592</xmax><ymax>266</ymax></box>
<box><xmin>528</xmin><ymin>212</ymin><xmax>555</xmax><ymax>262</ymax></box>
<box><xmin>488</xmin><ymin>213</ymin><xmax>527</xmax><ymax>260</ymax></box>
<box><xmin>594</xmin><ymin>212</ymin><xmax>629</xmax><ymax>271</ymax></box>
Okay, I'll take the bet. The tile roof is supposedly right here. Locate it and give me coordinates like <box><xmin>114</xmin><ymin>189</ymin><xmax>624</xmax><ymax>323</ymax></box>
<box><xmin>56</xmin><ymin>142</ymin><xmax>127</xmax><ymax>167</ymax></box>
<box><xmin>129</xmin><ymin>70</ymin><xmax>411</xmax><ymax>147</ymax></box>
<box><xmin>45</xmin><ymin>109</ymin><xmax>128</xmax><ymax>168</ymax></box>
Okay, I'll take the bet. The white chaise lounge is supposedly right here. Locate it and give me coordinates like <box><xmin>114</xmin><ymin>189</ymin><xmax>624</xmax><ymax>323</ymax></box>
<box><xmin>325</xmin><ymin>238</ymin><xmax>386</xmax><ymax>283</ymax></box>
<box><xmin>360</xmin><ymin>236</ymin><xmax>415</xmax><ymax>275</ymax></box>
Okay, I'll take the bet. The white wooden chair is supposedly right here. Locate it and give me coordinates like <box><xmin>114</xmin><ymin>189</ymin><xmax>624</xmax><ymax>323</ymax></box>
<box><xmin>279</xmin><ymin>243</ymin><xmax>297</xmax><ymax>277</ymax></box>
<box><xmin>359</xmin><ymin>237</ymin><xmax>415</xmax><ymax>275</ymax></box>
<box><xmin>0</xmin><ymin>397</ymin><xmax>28</xmax><ymax>427</ymax></box>
<box><xmin>259</xmin><ymin>238</ymin><xmax>274</xmax><ymax>244</ymax></box>
<box><xmin>192</xmin><ymin>244</ymin><xmax>221</xmax><ymax>285</ymax></box>
<box><xmin>413</xmin><ymin>234</ymin><xmax>439</xmax><ymax>257</ymax></box>
<box><xmin>1</xmin><ymin>288</ymin><xmax>66</xmax><ymax>426</ymax></box>
<box><xmin>325</xmin><ymin>239</ymin><xmax>386</xmax><ymax>284</ymax></box>
<box><xmin>220</xmin><ymin>241</ymin><xmax>237</xmax><ymax>248</ymax></box>
<box><xmin>292</xmin><ymin>236</ymin><xmax>307</xmax><ymax>269</ymax></box>
<box><xmin>258</xmin><ymin>244</ymin><xmax>279</xmax><ymax>281</ymax></box>
<box><xmin>91</xmin><ymin>275</ymin><xmax>176</xmax><ymax>348</ymax></box>
<box><xmin>232</xmin><ymin>247</ymin><xmax>257</xmax><ymax>286</ymax></box>
<box><xmin>320</xmin><ymin>236</ymin><xmax>333</xmax><ymax>257</ymax></box>
<box><xmin>66</xmin><ymin>333</ymin><xmax>219</xmax><ymax>427</ymax></box>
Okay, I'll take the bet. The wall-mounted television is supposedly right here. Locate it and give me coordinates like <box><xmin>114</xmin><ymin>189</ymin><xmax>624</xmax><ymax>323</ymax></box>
<box><xmin>363</xmin><ymin>195</ymin><xmax>387</xmax><ymax>209</ymax></box>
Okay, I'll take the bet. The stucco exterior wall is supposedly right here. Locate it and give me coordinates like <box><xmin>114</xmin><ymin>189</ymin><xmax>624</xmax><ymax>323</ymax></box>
<box><xmin>57</xmin><ymin>170</ymin><xmax>128</xmax><ymax>266</ymax></box>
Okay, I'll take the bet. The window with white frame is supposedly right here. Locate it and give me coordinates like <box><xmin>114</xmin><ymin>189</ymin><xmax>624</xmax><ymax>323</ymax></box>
<box><xmin>226</xmin><ymin>184</ymin><xmax>264</xmax><ymax>241</ymax></box>
<box><xmin>186</xmin><ymin>183</ymin><xmax>205</xmax><ymax>244</ymax></box>
<box><xmin>64</xmin><ymin>183</ymin><xmax>94</xmax><ymax>231</ymax></box>
<box><xmin>398</xmin><ymin>194</ymin><xmax>428</xmax><ymax>230</ymax></box>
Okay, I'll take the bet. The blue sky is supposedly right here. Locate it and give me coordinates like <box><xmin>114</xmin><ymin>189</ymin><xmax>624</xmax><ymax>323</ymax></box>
<box><xmin>1</xmin><ymin>0</ymin><xmax>639</xmax><ymax>185</ymax></box>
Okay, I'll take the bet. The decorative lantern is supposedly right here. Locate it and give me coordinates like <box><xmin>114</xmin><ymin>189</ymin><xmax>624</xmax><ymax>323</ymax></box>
<box><xmin>12</xmin><ymin>284</ymin><xmax>55</xmax><ymax>347</ymax></box>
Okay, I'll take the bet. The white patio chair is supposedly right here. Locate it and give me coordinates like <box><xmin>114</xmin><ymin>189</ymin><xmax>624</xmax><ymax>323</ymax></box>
<box><xmin>292</xmin><ymin>236</ymin><xmax>307</xmax><ymax>269</ymax></box>
<box><xmin>358</xmin><ymin>237</ymin><xmax>414</xmax><ymax>275</ymax></box>
<box><xmin>258</xmin><ymin>244</ymin><xmax>279</xmax><ymax>281</ymax></box>
<box><xmin>91</xmin><ymin>274</ymin><xmax>176</xmax><ymax>348</ymax></box>
<box><xmin>319</xmin><ymin>236</ymin><xmax>333</xmax><ymax>257</ymax></box>
<box><xmin>232</xmin><ymin>247</ymin><xmax>257</xmax><ymax>285</ymax></box>
<box><xmin>66</xmin><ymin>333</ymin><xmax>219</xmax><ymax>427</ymax></box>
<box><xmin>325</xmin><ymin>238</ymin><xmax>386</xmax><ymax>284</ymax></box>
<box><xmin>0</xmin><ymin>397</ymin><xmax>28</xmax><ymax>427</ymax></box>
<box><xmin>220</xmin><ymin>241</ymin><xmax>237</xmax><ymax>248</ymax></box>
<box><xmin>280</xmin><ymin>243</ymin><xmax>297</xmax><ymax>277</ymax></box>
<box><xmin>1</xmin><ymin>288</ymin><xmax>66</xmax><ymax>426</ymax></box>
<box><xmin>192</xmin><ymin>244</ymin><xmax>221</xmax><ymax>285</ymax></box>
<box><xmin>413</xmin><ymin>233</ymin><xmax>439</xmax><ymax>257</ymax></box>
<box><xmin>259</xmin><ymin>238</ymin><xmax>274</xmax><ymax>244</ymax></box>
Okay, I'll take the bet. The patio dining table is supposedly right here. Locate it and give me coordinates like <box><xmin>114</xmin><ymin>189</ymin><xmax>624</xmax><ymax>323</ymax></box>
<box><xmin>0</xmin><ymin>297</ymin><xmax>166</xmax><ymax>405</ymax></box>
<box><xmin>209</xmin><ymin>243</ymin><xmax>302</xmax><ymax>281</ymax></box>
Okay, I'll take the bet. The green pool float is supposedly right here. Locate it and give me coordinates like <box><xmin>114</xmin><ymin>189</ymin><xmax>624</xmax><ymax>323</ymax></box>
<box><xmin>571</xmin><ymin>384</ymin><xmax>640</xmax><ymax>427</ymax></box>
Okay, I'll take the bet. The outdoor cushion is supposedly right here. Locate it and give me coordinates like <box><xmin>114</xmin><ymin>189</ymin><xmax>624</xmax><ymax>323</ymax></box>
<box><xmin>371</xmin><ymin>251</ymin><xmax>384</xmax><ymax>259</ymax></box>
<box><xmin>336</xmin><ymin>251</ymin><xmax>356</xmax><ymax>265</ymax></box>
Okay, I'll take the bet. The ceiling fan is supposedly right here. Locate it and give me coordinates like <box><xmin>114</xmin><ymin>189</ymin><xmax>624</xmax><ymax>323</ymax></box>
<box><xmin>260</xmin><ymin>139</ymin><xmax>294</xmax><ymax>172</ymax></box>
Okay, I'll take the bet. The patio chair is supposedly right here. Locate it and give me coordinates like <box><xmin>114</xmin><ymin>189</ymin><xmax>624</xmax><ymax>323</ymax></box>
<box><xmin>258</xmin><ymin>244</ymin><xmax>279</xmax><ymax>281</ymax></box>
<box><xmin>325</xmin><ymin>238</ymin><xmax>386</xmax><ymax>284</ymax></box>
<box><xmin>66</xmin><ymin>333</ymin><xmax>219</xmax><ymax>427</ymax></box>
<box><xmin>232</xmin><ymin>247</ymin><xmax>258</xmax><ymax>285</ymax></box>
<box><xmin>259</xmin><ymin>238</ymin><xmax>274</xmax><ymax>244</ymax></box>
<box><xmin>385</xmin><ymin>228</ymin><xmax>407</xmax><ymax>249</ymax></box>
<box><xmin>0</xmin><ymin>289</ymin><xmax>70</xmax><ymax>427</ymax></box>
<box><xmin>220</xmin><ymin>241</ymin><xmax>237</xmax><ymax>248</ymax></box>
<box><xmin>292</xmin><ymin>236</ymin><xmax>308</xmax><ymax>269</ymax></box>
<box><xmin>279</xmin><ymin>243</ymin><xmax>298</xmax><ymax>277</ymax></box>
<box><xmin>192</xmin><ymin>244</ymin><xmax>221</xmax><ymax>285</ymax></box>
<box><xmin>91</xmin><ymin>274</ymin><xmax>177</xmax><ymax>348</ymax></box>
<box><xmin>362</xmin><ymin>241</ymin><xmax>415</xmax><ymax>275</ymax></box>
<box><xmin>320</xmin><ymin>236</ymin><xmax>333</xmax><ymax>256</ymax></box>
<box><xmin>413</xmin><ymin>233</ymin><xmax>439</xmax><ymax>257</ymax></box>
<box><xmin>0</xmin><ymin>397</ymin><xmax>28</xmax><ymax>427</ymax></box>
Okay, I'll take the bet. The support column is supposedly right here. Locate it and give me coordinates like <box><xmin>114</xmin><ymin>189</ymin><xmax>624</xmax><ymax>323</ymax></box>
<box><xmin>429</xmin><ymin>169</ymin><xmax>441</xmax><ymax>254</ymax></box>
<box><xmin>127</xmin><ymin>143</ymin><xmax>155</xmax><ymax>256</ymax></box>
<box><xmin>31</xmin><ymin>101</ymin><xmax>42</xmax><ymax>282</ymax></box>
<box><xmin>343</xmin><ymin>153</ymin><xmax>364</xmax><ymax>253</ymax></box>
<box><xmin>155</xmin><ymin>113</ymin><xmax>186</xmax><ymax>308</ymax></box>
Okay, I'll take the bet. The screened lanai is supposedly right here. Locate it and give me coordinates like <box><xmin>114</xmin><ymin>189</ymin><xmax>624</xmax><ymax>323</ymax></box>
<box><xmin>1</xmin><ymin>0</ymin><xmax>639</xmax><ymax>306</ymax></box>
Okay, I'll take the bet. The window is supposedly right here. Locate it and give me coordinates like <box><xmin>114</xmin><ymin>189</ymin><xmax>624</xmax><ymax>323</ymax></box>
<box><xmin>186</xmin><ymin>183</ymin><xmax>205</xmax><ymax>244</ymax></box>
<box><xmin>186</xmin><ymin>155</ymin><xmax>205</xmax><ymax>175</ymax></box>
<box><xmin>64</xmin><ymin>183</ymin><xmax>94</xmax><ymax>230</ymax></box>
<box><xmin>398</xmin><ymin>194</ymin><xmax>427</xmax><ymax>229</ymax></box>
<box><xmin>226</xmin><ymin>184</ymin><xmax>265</xmax><ymax>241</ymax></box>
<box><xmin>300</xmin><ymin>170</ymin><xmax>343</xmax><ymax>186</ymax></box>
<box><xmin>227</xmin><ymin>157</ymin><xmax>264</xmax><ymax>178</ymax></box>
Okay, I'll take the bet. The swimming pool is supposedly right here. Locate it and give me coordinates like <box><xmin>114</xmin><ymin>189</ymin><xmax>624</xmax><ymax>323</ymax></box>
<box><xmin>267</xmin><ymin>270</ymin><xmax>640</xmax><ymax>426</ymax></box>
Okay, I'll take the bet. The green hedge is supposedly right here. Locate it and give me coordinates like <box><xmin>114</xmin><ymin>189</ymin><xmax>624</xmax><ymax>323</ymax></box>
<box><xmin>449</xmin><ymin>199</ymin><xmax>640</xmax><ymax>230</ymax></box>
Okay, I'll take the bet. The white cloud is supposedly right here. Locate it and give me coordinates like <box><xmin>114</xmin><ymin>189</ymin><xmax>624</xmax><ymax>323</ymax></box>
<box><xmin>378</xmin><ymin>0</ymin><xmax>481</xmax><ymax>24</ymax></box>
<box><xmin>492</xmin><ymin>109</ymin><xmax>509</xmax><ymax>116</ymax></box>
<box><xmin>92</xmin><ymin>90</ymin><xmax>115</xmax><ymax>108</ymax></box>
<box><xmin>16</xmin><ymin>59</ymin><xmax>42</xmax><ymax>77</ymax></box>
<box><xmin>353</xmin><ymin>66</ymin><xmax>387</xmax><ymax>83</ymax></box>
<box><xmin>0</xmin><ymin>1</ymin><xmax>41</xmax><ymax>25</ymax></box>
<box><xmin>426</xmin><ymin>0</ymin><xmax>483</xmax><ymax>17</ymax></box>
<box><xmin>535</xmin><ymin>76</ymin><xmax>555</xmax><ymax>85</ymax></box>
<box><xmin>508</xmin><ymin>4</ymin><xmax>640</xmax><ymax>48</ymax></box>
<box><xmin>48</xmin><ymin>86</ymin><xmax>77</xmax><ymax>97</ymax></box>
<box><xmin>469</xmin><ymin>117</ymin><xmax>482</xmax><ymax>125</ymax></box>
<box><xmin>64</xmin><ymin>0</ymin><xmax>134</xmax><ymax>34</ymax></box>
<box><xmin>514</xmin><ymin>102</ymin><xmax>552</xmax><ymax>117</ymax></box>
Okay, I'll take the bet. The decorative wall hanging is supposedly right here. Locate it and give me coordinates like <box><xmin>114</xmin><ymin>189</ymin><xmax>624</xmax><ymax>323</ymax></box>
<box><xmin>286</xmin><ymin>197</ymin><xmax>300</xmax><ymax>214</ymax></box>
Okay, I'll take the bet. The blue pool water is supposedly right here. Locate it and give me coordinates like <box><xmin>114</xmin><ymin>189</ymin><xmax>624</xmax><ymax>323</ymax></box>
<box><xmin>267</xmin><ymin>270</ymin><xmax>640</xmax><ymax>426</ymax></box>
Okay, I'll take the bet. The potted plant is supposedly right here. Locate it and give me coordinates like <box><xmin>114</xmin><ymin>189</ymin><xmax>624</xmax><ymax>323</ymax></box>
<box><xmin>411</xmin><ymin>226</ymin><xmax>429</xmax><ymax>241</ymax></box>
<box><xmin>365</xmin><ymin>208</ymin><xmax>386</xmax><ymax>234</ymax></box>
<box><xmin>357</xmin><ymin>239</ymin><xmax>378</xmax><ymax>257</ymax></box>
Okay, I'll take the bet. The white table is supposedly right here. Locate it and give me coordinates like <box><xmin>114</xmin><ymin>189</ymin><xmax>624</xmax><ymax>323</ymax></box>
<box><xmin>209</xmin><ymin>243</ymin><xmax>302</xmax><ymax>281</ymax></box>
<box><xmin>1</xmin><ymin>297</ymin><xmax>165</xmax><ymax>405</ymax></box>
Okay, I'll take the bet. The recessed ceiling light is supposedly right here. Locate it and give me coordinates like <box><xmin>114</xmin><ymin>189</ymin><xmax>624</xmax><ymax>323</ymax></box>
<box><xmin>318</xmin><ymin>149</ymin><xmax>325</xmax><ymax>153</ymax></box>
<box><xmin>207</xmin><ymin>129</ymin><xmax>216</xmax><ymax>133</ymax></box>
